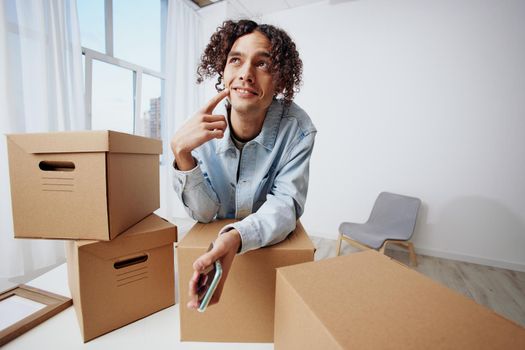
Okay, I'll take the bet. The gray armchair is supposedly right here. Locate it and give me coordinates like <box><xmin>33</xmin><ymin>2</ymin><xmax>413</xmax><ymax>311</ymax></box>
<box><xmin>336</xmin><ymin>192</ymin><xmax>421</xmax><ymax>266</ymax></box>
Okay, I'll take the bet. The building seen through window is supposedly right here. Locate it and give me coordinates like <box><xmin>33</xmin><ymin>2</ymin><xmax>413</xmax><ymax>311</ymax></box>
<box><xmin>139</xmin><ymin>97</ymin><xmax>162</xmax><ymax>140</ymax></box>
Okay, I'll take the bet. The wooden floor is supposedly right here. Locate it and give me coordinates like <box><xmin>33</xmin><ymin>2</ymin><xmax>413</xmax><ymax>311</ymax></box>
<box><xmin>312</xmin><ymin>236</ymin><xmax>525</xmax><ymax>328</ymax></box>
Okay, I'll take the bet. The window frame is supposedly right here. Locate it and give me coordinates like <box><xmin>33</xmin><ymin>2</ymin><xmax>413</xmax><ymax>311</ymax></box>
<box><xmin>81</xmin><ymin>0</ymin><xmax>167</xmax><ymax>137</ymax></box>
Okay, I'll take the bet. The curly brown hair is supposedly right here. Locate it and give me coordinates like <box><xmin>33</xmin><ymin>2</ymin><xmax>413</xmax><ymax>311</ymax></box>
<box><xmin>197</xmin><ymin>19</ymin><xmax>303</xmax><ymax>106</ymax></box>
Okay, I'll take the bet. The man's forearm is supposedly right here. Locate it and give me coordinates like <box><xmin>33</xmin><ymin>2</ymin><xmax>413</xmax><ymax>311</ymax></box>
<box><xmin>220</xmin><ymin>194</ymin><xmax>298</xmax><ymax>254</ymax></box>
<box><xmin>172</xmin><ymin>148</ymin><xmax>197</xmax><ymax>171</ymax></box>
<box><xmin>172</xmin><ymin>164</ymin><xmax>220</xmax><ymax>223</ymax></box>
<box><xmin>228</xmin><ymin>132</ymin><xmax>315</xmax><ymax>253</ymax></box>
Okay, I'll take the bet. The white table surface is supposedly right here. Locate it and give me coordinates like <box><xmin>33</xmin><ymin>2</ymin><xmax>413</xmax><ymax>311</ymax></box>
<box><xmin>3</xmin><ymin>263</ymin><xmax>274</xmax><ymax>350</ymax></box>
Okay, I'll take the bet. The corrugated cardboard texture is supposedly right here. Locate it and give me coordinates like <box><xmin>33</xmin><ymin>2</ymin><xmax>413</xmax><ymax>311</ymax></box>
<box><xmin>66</xmin><ymin>240</ymin><xmax>84</xmax><ymax>334</ymax></box>
<box><xmin>106</xmin><ymin>153</ymin><xmax>159</xmax><ymax>238</ymax></box>
<box><xmin>6</xmin><ymin>131</ymin><xmax>161</xmax><ymax>240</ymax></box>
<box><xmin>177</xmin><ymin>220</ymin><xmax>315</xmax><ymax>342</ymax></box>
<box><xmin>275</xmin><ymin>271</ymin><xmax>340</xmax><ymax>349</ymax></box>
<box><xmin>274</xmin><ymin>251</ymin><xmax>525</xmax><ymax>350</ymax></box>
<box><xmin>66</xmin><ymin>214</ymin><xmax>177</xmax><ymax>342</ymax></box>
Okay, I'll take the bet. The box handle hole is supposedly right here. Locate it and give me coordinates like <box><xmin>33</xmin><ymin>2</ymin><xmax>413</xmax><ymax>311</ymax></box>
<box><xmin>39</xmin><ymin>161</ymin><xmax>75</xmax><ymax>172</ymax></box>
<box><xmin>114</xmin><ymin>254</ymin><xmax>148</xmax><ymax>269</ymax></box>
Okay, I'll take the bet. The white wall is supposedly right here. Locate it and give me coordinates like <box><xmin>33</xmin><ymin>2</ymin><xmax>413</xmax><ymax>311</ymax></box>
<box><xmin>198</xmin><ymin>0</ymin><xmax>525</xmax><ymax>271</ymax></box>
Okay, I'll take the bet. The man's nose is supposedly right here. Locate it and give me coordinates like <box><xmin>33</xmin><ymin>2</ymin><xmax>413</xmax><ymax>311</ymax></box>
<box><xmin>238</xmin><ymin>63</ymin><xmax>254</xmax><ymax>83</ymax></box>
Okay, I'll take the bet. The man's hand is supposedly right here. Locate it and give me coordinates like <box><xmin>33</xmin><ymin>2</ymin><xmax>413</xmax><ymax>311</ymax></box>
<box><xmin>187</xmin><ymin>229</ymin><xmax>241</xmax><ymax>309</ymax></box>
<box><xmin>171</xmin><ymin>89</ymin><xmax>230</xmax><ymax>171</ymax></box>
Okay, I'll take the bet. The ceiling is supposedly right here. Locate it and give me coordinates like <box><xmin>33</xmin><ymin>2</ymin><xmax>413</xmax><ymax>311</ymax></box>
<box><xmin>227</xmin><ymin>0</ymin><xmax>324</xmax><ymax>17</ymax></box>
<box><xmin>191</xmin><ymin>0</ymin><xmax>326</xmax><ymax>17</ymax></box>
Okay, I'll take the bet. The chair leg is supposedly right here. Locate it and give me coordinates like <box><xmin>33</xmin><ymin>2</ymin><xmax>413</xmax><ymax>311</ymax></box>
<box><xmin>336</xmin><ymin>233</ymin><xmax>343</xmax><ymax>256</ymax></box>
<box><xmin>407</xmin><ymin>242</ymin><xmax>418</xmax><ymax>267</ymax></box>
<box><xmin>379</xmin><ymin>241</ymin><xmax>388</xmax><ymax>254</ymax></box>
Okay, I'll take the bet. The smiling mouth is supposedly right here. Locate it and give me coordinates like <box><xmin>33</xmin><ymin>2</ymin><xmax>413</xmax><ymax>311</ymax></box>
<box><xmin>233</xmin><ymin>87</ymin><xmax>259</xmax><ymax>96</ymax></box>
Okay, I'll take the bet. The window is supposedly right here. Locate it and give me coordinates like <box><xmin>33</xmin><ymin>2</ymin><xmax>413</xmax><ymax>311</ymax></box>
<box><xmin>78</xmin><ymin>0</ymin><xmax>166</xmax><ymax>140</ymax></box>
<box><xmin>138</xmin><ymin>74</ymin><xmax>162</xmax><ymax>138</ymax></box>
<box><xmin>114</xmin><ymin>0</ymin><xmax>161</xmax><ymax>71</ymax></box>
<box><xmin>91</xmin><ymin>61</ymin><xmax>134</xmax><ymax>133</ymax></box>
<box><xmin>77</xmin><ymin>0</ymin><xmax>105</xmax><ymax>53</ymax></box>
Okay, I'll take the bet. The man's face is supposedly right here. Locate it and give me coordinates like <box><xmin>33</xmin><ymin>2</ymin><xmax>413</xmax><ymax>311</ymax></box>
<box><xmin>223</xmin><ymin>31</ymin><xmax>276</xmax><ymax>117</ymax></box>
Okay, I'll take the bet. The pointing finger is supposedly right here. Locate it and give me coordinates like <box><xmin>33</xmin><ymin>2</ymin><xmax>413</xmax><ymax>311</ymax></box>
<box><xmin>201</xmin><ymin>89</ymin><xmax>230</xmax><ymax>114</ymax></box>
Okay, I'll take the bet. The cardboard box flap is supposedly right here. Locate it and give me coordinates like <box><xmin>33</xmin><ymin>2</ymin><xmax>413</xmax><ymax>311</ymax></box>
<box><xmin>276</xmin><ymin>251</ymin><xmax>525</xmax><ymax>348</ymax></box>
<box><xmin>77</xmin><ymin>214</ymin><xmax>177</xmax><ymax>259</ymax></box>
<box><xmin>6</xmin><ymin>130</ymin><xmax>161</xmax><ymax>155</ymax></box>
<box><xmin>178</xmin><ymin>220</ymin><xmax>314</xmax><ymax>251</ymax></box>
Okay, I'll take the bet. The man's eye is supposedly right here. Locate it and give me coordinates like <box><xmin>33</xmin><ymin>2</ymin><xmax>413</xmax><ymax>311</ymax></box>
<box><xmin>229</xmin><ymin>57</ymin><xmax>240</xmax><ymax>64</ymax></box>
<box><xmin>257</xmin><ymin>61</ymin><xmax>269</xmax><ymax>69</ymax></box>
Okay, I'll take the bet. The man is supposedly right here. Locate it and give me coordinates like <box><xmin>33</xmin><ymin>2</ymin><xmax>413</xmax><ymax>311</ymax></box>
<box><xmin>171</xmin><ymin>20</ymin><xmax>316</xmax><ymax>309</ymax></box>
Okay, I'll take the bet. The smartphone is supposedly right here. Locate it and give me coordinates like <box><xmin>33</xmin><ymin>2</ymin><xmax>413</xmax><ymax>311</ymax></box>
<box><xmin>197</xmin><ymin>243</ymin><xmax>223</xmax><ymax>313</ymax></box>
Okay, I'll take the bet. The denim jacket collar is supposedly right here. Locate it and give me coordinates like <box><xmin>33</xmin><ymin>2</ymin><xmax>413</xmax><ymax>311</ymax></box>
<box><xmin>216</xmin><ymin>99</ymin><xmax>283</xmax><ymax>154</ymax></box>
<box><xmin>216</xmin><ymin>127</ymin><xmax>236</xmax><ymax>154</ymax></box>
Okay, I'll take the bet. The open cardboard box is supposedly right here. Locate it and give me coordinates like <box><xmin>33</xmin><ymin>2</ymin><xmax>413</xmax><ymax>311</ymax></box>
<box><xmin>66</xmin><ymin>214</ymin><xmax>177</xmax><ymax>342</ymax></box>
<box><xmin>177</xmin><ymin>220</ymin><xmax>315</xmax><ymax>342</ymax></box>
<box><xmin>274</xmin><ymin>250</ymin><xmax>525</xmax><ymax>349</ymax></box>
<box><xmin>6</xmin><ymin>130</ymin><xmax>161</xmax><ymax>240</ymax></box>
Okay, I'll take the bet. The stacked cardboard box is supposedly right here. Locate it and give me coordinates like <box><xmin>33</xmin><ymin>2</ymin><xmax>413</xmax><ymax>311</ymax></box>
<box><xmin>7</xmin><ymin>130</ymin><xmax>162</xmax><ymax>240</ymax></box>
<box><xmin>66</xmin><ymin>214</ymin><xmax>176</xmax><ymax>342</ymax></box>
<box><xmin>7</xmin><ymin>130</ymin><xmax>177</xmax><ymax>342</ymax></box>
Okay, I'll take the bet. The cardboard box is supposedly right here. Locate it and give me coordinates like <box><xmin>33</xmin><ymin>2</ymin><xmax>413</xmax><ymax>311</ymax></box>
<box><xmin>66</xmin><ymin>214</ymin><xmax>177</xmax><ymax>342</ymax></box>
<box><xmin>6</xmin><ymin>130</ymin><xmax>161</xmax><ymax>240</ymax></box>
<box><xmin>274</xmin><ymin>250</ymin><xmax>525</xmax><ymax>350</ymax></box>
<box><xmin>177</xmin><ymin>220</ymin><xmax>315</xmax><ymax>342</ymax></box>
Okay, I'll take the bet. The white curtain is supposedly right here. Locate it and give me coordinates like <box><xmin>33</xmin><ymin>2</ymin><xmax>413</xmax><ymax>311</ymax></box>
<box><xmin>158</xmin><ymin>0</ymin><xmax>203</xmax><ymax>220</ymax></box>
<box><xmin>0</xmin><ymin>0</ymin><xmax>86</xmax><ymax>279</ymax></box>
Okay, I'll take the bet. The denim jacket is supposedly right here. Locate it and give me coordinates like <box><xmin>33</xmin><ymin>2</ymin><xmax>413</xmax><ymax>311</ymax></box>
<box><xmin>172</xmin><ymin>99</ymin><xmax>316</xmax><ymax>254</ymax></box>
